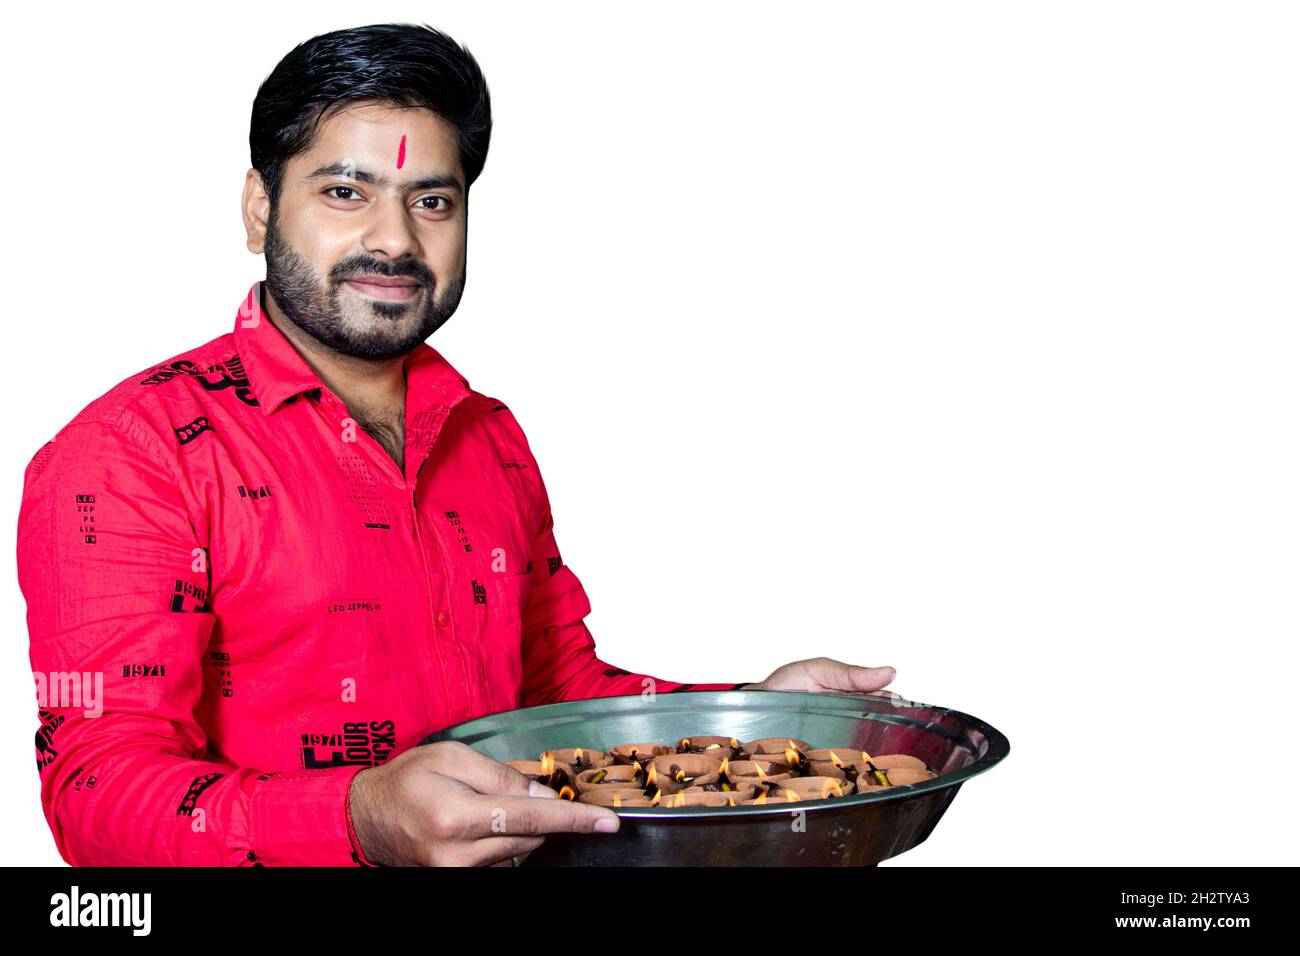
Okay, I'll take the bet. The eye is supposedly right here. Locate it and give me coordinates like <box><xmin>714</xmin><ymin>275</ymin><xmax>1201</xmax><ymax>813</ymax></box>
<box><xmin>324</xmin><ymin>185</ymin><xmax>360</xmax><ymax>202</ymax></box>
<box><xmin>417</xmin><ymin>195</ymin><xmax>452</xmax><ymax>212</ymax></box>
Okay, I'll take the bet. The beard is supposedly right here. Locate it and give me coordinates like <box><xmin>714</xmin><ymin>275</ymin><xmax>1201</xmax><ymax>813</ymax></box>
<box><xmin>261</xmin><ymin>203</ymin><xmax>466</xmax><ymax>360</ymax></box>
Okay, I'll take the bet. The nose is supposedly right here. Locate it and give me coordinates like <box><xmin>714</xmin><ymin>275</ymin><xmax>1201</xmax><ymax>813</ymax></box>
<box><xmin>359</xmin><ymin>193</ymin><xmax>421</xmax><ymax>263</ymax></box>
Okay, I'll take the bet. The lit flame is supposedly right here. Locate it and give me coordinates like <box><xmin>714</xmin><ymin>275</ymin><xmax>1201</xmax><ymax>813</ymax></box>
<box><xmin>729</xmin><ymin>738</ymin><xmax>739</xmax><ymax>748</ymax></box>
<box><xmin>822</xmin><ymin>781</ymin><xmax>840</xmax><ymax>799</ymax></box>
<box><xmin>669</xmin><ymin>792</ymin><xmax>686</xmax><ymax>808</ymax></box>
<box><xmin>754</xmin><ymin>762</ymin><xmax>768</xmax><ymax>778</ymax></box>
<box><xmin>613</xmin><ymin>791</ymin><xmax>622</xmax><ymax>807</ymax></box>
<box><xmin>829</xmin><ymin>751</ymin><xmax>844</xmax><ymax>768</ymax></box>
<box><xmin>860</xmin><ymin>749</ymin><xmax>874</xmax><ymax>764</ymax></box>
<box><xmin>572</xmin><ymin>748</ymin><xmax>583</xmax><ymax>765</ymax></box>
<box><xmin>539</xmin><ymin>752</ymin><xmax>555</xmax><ymax>775</ymax></box>
<box><xmin>784</xmin><ymin>747</ymin><xmax>800</xmax><ymax>766</ymax></box>
<box><xmin>785</xmin><ymin>789</ymin><xmax>802</xmax><ymax>802</ymax></box>
<box><xmin>558</xmin><ymin>785</ymin><xmax>576</xmax><ymax>801</ymax></box>
<box><xmin>754</xmin><ymin>790</ymin><xmax>768</xmax><ymax>805</ymax></box>
<box><xmin>646</xmin><ymin>764</ymin><xmax>658</xmax><ymax>787</ymax></box>
<box><xmin>650</xmin><ymin>789</ymin><xmax>661</xmax><ymax>806</ymax></box>
<box><xmin>719</xmin><ymin>757</ymin><xmax>730</xmax><ymax>776</ymax></box>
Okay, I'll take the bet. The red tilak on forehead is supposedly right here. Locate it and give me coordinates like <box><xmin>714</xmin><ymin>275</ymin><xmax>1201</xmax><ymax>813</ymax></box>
<box><xmin>396</xmin><ymin>134</ymin><xmax>407</xmax><ymax>169</ymax></box>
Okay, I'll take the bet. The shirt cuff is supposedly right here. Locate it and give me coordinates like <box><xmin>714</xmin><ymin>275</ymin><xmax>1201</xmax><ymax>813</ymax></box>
<box><xmin>345</xmin><ymin>778</ymin><xmax>380</xmax><ymax>867</ymax></box>
<box><xmin>249</xmin><ymin>766</ymin><xmax>368</xmax><ymax>866</ymax></box>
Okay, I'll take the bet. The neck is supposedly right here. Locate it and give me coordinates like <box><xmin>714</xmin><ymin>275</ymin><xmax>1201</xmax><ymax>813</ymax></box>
<box><xmin>261</xmin><ymin>286</ymin><xmax>409</xmax><ymax>471</ymax></box>
<box><xmin>261</xmin><ymin>291</ymin><xmax>407</xmax><ymax>410</ymax></box>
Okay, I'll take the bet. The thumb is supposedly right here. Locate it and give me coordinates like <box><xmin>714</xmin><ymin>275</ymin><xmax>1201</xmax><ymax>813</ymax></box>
<box><xmin>812</xmin><ymin>659</ymin><xmax>896</xmax><ymax>692</ymax></box>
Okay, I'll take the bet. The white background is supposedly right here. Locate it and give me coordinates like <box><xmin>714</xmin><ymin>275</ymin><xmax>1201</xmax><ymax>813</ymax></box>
<box><xmin>3</xmin><ymin>0</ymin><xmax>1296</xmax><ymax>866</ymax></box>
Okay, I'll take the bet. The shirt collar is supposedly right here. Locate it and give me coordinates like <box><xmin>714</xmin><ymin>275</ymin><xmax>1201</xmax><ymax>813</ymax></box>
<box><xmin>232</xmin><ymin>279</ymin><xmax>471</xmax><ymax>417</ymax></box>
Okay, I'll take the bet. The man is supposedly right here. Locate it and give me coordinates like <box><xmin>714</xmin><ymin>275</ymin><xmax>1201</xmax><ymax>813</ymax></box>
<box><xmin>18</xmin><ymin>23</ymin><xmax>898</xmax><ymax>867</ymax></box>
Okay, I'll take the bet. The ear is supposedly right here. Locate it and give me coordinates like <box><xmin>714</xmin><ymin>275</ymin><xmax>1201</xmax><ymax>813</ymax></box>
<box><xmin>242</xmin><ymin>169</ymin><xmax>272</xmax><ymax>255</ymax></box>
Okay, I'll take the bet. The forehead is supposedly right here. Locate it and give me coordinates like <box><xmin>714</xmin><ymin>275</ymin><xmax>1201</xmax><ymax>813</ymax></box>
<box><xmin>294</xmin><ymin>100</ymin><xmax>463</xmax><ymax>179</ymax></box>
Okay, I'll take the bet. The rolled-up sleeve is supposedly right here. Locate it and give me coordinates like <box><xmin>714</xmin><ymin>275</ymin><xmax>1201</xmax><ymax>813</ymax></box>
<box><xmin>19</xmin><ymin>411</ymin><xmax>364</xmax><ymax>866</ymax></box>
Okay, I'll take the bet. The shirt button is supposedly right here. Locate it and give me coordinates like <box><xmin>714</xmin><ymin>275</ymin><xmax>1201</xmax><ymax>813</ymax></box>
<box><xmin>435</xmin><ymin>610</ymin><xmax>451</xmax><ymax>627</ymax></box>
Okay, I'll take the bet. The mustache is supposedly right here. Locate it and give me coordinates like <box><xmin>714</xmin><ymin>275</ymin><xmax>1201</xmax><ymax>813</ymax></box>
<box><xmin>337</xmin><ymin>263</ymin><xmax>433</xmax><ymax>284</ymax></box>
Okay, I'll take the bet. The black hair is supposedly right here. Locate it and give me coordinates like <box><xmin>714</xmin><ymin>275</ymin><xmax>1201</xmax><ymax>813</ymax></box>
<box><xmin>250</xmin><ymin>23</ymin><xmax>492</xmax><ymax>208</ymax></box>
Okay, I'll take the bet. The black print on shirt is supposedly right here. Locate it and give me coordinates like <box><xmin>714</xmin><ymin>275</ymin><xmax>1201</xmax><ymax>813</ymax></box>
<box><xmin>603</xmin><ymin>667</ymin><xmax>632</xmax><ymax>678</ymax></box>
<box><xmin>122</xmin><ymin>664</ymin><xmax>166</xmax><ymax>678</ymax></box>
<box><xmin>75</xmin><ymin>493</ymin><xmax>95</xmax><ymax>544</ymax></box>
<box><xmin>207</xmin><ymin>650</ymin><xmax>233</xmax><ymax>698</ymax></box>
<box><xmin>300</xmin><ymin>720</ymin><xmax>397</xmax><ymax>769</ymax></box>
<box><xmin>547</xmin><ymin>557</ymin><xmax>562</xmax><ymax>576</ymax></box>
<box><xmin>472</xmin><ymin>580</ymin><xmax>487</xmax><ymax>605</ymax></box>
<box><xmin>35</xmin><ymin>708</ymin><xmax>64</xmax><ymax>771</ymax></box>
<box><xmin>237</xmin><ymin>483</ymin><xmax>272</xmax><ymax>501</ymax></box>
<box><xmin>174</xmin><ymin>416</ymin><xmax>213</xmax><ymax>446</ymax></box>
<box><xmin>327</xmin><ymin>599</ymin><xmax>383</xmax><ymax>613</ymax></box>
<box><xmin>140</xmin><ymin>355</ymin><xmax>259</xmax><ymax>408</ymax></box>
<box><xmin>443</xmin><ymin>511</ymin><xmax>473</xmax><ymax>552</ymax></box>
<box><xmin>337</xmin><ymin>453</ymin><xmax>393</xmax><ymax>530</ymax></box>
<box><xmin>170</xmin><ymin>579</ymin><xmax>210</xmax><ymax>613</ymax></box>
<box><xmin>176</xmin><ymin>772</ymin><xmax>224</xmax><ymax>816</ymax></box>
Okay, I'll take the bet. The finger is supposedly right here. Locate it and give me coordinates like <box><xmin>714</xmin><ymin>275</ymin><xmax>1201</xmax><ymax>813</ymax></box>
<box><xmin>428</xmin><ymin>742</ymin><xmax>554</xmax><ymax>799</ymax></box>
<box><xmin>468</xmin><ymin>835</ymin><xmax>546</xmax><ymax>867</ymax></box>
<box><xmin>473</xmin><ymin>793</ymin><xmax>621</xmax><ymax>838</ymax></box>
<box><xmin>435</xmin><ymin>834</ymin><xmax>545</xmax><ymax>867</ymax></box>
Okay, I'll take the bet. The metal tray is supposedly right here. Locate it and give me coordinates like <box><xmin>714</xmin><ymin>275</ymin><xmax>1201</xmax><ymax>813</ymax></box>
<box><xmin>419</xmin><ymin>689</ymin><xmax>1010</xmax><ymax>866</ymax></box>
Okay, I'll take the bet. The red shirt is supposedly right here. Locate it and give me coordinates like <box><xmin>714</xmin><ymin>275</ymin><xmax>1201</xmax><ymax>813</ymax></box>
<box><xmin>18</xmin><ymin>280</ymin><xmax>745</xmax><ymax>866</ymax></box>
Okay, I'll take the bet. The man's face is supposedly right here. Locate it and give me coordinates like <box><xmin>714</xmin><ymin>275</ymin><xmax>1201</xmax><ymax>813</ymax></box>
<box><xmin>254</xmin><ymin>101</ymin><xmax>468</xmax><ymax>360</ymax></box>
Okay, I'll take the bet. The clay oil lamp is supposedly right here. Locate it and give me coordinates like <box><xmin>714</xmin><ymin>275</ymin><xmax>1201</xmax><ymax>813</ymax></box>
<box><xmin>805</xmin><ymin>748</ymin><xmax>857</xmax><ymax>781</ymax></box>
<box><xmin>704</xmin><ymin>760</ymin><xmax>760</xmax><ymax>799</ymax></box>
<box><xmin>578</xmin><ymin>788</ymin><xmax>655</xmax><ymax>808</ymax></box>
<box><xmin>740</xmin><ymin>786</ymin><xmax>802</xmax><ymax>806</ymax></box>
<box><xmin>542</xmin><ymin>747</ymin><xmax>612</xmax><ymax>775</ymax></box>
<box><xmin>742</xmin><ymin>738</ymin><xmax>810</xmax><ymax>759</ymax></box>
<box><xmin>650</xmin><ymin>753</ymin><xmax>721</xmax><ymax>794</ymax></box>
<box><xmin>853</xmin><ymin>750</ymin><xmax>936</xmax><ymax>793</ymax></box>
<box><xmin>610</xmin><ymin>742</ymin><xmax>670</xmax><ymax>766</ymax></box>
<box><xmin>505</xmin><ymin>752</ymin><xmax>572</xmax><ymax>792</ymax></box>
<box><xmin>658</xmin><ymin>789</ymin><xmax>737</xmax><ymax>808</ymax></box>
<box><xmin>740</xmin><ymin>739</ymin><xmax>811</xmax><ymax>775</ymax></box>
<box><xmin>851</xmin><ymin>751</ymin><xmax>928</xmax><ymax>775</ymax></box>
<box><xmin>674</xmin><ymin>735</ymin><xmax>739</xmax><ymax>764</ymax></box>
<box><xmin>695</xmin><ymin>762</ymin><xmax>758</xmax><ymax>801</ymax></box>
<box><xmin>853</xmin><ymin>750</ymin><xmax>894</xmax><ymax>789</ymax></box>
<box><xmin>701</xmin><ymin>779</ymin><xmax>758</xmax><ymax>801</ymax></box>
<box><xmin>880</xmin><ymin>767</ymin><xmax>938</xmax><ymax>786</ymax></box>
<box><xmin>724</xmin><ymin>759</ymin><xmax>793</xmax><ymax>788</ymax></box>
<box><xmin>574</xmin><ymin>763</ymin><xmax>645</xmax><ymax>794</ymax></box>
<box><xmin>780</xmin><ymin>776</ymin><xmax>854</xmax><ymax>801</ymax></box>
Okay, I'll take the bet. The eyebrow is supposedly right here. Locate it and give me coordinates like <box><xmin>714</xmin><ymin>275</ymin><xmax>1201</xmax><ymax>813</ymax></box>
<box><xmin>304</xmin><ymin>161</ymin><xmax>464</xmax><ymax>194</ymax></box>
